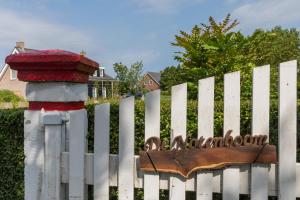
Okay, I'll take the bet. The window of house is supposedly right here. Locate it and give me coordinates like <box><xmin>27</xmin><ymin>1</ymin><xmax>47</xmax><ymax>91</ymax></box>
<box><xmin>92</xmin><ymin>87</ymin><xmax>98</xmax><ymax>98</ymax></box>
<box><xmin>10</xmin><ymin>69</ymin><xmax>17</xmax><ymax>80</ymax></box>
<box><xmin>93</xmin><ymin>70</ymin><xmax>98</xmax><ymax>77</ymax></box>
<box><xmin>149</xmin><ymin>80</ymin><xmax>153</xmax><ymax>86</ymax></box>
<box><xmin>100</xmin><ymin>69</ymin><xmax>104</xmax><ymax>77</ymax></box>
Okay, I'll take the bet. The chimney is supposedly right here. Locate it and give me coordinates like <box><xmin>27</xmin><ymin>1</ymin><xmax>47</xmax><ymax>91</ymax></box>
<box><xmin>16</xmin><ymin>41</ymin><xmax>25</xmax><ymax>49</ymax></box>
<box><xmin>80</xmin><ymin>50</ymin><xmax>86</xmax><ymax>56</ymax></box>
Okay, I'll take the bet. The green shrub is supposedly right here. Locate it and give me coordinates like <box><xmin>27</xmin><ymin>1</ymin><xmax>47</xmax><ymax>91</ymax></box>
<box><xmin>0</xmin><ymin>108</ymin><xmax>24</xmax><ymax>200</ymax></box>
<box><xmin>86</xmin><ymin>99</ymin><xmax>299</xmax><ymax>160</ymax></box>
<box><xmin>0</xmin><ymin>90</ymin><xmax>24</xmax><ymax>106</ymax></box>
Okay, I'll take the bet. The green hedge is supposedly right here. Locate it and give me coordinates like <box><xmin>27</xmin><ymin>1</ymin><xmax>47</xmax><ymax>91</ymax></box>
<box><xmin>0</xmin><ymin>108</ymin><xmax>24</xmax><ymax>200</ymax></box>
<box><xmin>1</xmin><ymin>100</ymin><xmax>299</xmax><ymax>200</ymax></box>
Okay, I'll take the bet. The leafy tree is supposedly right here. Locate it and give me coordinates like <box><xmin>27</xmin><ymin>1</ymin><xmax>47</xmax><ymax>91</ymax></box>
<box><xmin>161</xmin><ymin>14</ymin><xmax>300</xmax><ymax>100</ymax></box>
<box><xmin>247</xmin><ymin>27</ymin><xmax>300</xmax><ymax>98</ymax></box>
<box><xmin>113</xmin><ymin>61</ymin><xmax>144</xmax><ymax>95</ymax></box>
<box><xmin>164</xmin><ymin>14</ymin><xmax>253</xmax><ymax>99</ymax></box>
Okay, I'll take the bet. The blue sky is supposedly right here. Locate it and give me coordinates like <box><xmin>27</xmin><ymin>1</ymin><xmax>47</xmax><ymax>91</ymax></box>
<box><xmin>0</xmin><ymin>0</ymin><xmax>299</xmax><ymax>76</ymax></box>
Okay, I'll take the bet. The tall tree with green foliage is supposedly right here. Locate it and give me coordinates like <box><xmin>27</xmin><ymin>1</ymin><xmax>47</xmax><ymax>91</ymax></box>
<box><xmin>161</xmin><ymin>14</ymin><xmax>300</xmax><ymax>100</ymax></box>
<box><xmin>113</xmin><ymin>61</ymin><xmax>144</xmax><ymax>95</ymax></box>
<box><xmin>163</xmin><ymin>14</ymin><xmax>253</xmax><ymax>99</ymax></box>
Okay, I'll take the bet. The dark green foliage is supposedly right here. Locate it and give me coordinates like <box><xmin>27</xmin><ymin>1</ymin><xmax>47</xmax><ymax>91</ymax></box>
<box><xmin>161</xmin><ymin>15</ymin><xmax>300</xmax><ymax>101</ymax></box>
<box><xmin>0</xmin><ymin>108</ymin><xmax>24</xmax><ymax>200</ymax></box>
<box><xmin>113</xmin><ymin>61</ymin><xmax>144</xmax><ymax>95</ymax></box>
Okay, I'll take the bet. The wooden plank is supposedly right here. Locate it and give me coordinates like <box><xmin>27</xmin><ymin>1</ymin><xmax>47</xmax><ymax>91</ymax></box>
<box><xmin>42</xmin><ymin>112</ymin><xmax>63</xmax><ymax>200</ymax></box>
<box><xmin>170</xmin><ymin>83</ymin><xmax>187</xmax><ymax>200</ymax></box>
<box><xmin>69</xmin><ymin>109</ymin><xmax>87</xmax><ymax>200</ymax></box>
<box><xmin>94</xmin><ymin>104</ymin><xmax>110</xmax><ymax>200</ymax></box>
<box><xmin>197</xmin><ymin>77</ymin><xmax>214</xmax><ymax>200</ymax></box>
<box><xmin>279</xmin><ymin>60</ymin><xmax>297</xmax><ymax>200</ymax></box>
<box><xmin>251</xmin><ymin>65</ymin><xmax>270</xmax><ymax>200</ymax></box>
<box><xmin>144</xmin><ymin>90</ymin><xmax>160</xmax><ymax>200</ymax></box>
<box><xmin>60</xmin><ymin>153</ymin><xmax>300</xmax><ymax>197</ymax></box>
<box><xmin>118</xmin><ymin>97</ymin><xmax>135</xmax><ymax>200</ymax></box>
<box><xmin>223</xmin><ymin>72</ymin><xmax>240</xmax><ymax>200</ymax></box>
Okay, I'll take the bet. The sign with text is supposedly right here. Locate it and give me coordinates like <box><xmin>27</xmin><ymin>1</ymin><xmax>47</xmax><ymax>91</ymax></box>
<box><xmin>139</xmin><ymin>130</ymin><xmax>277</xmax><ymax>178</ymax></box>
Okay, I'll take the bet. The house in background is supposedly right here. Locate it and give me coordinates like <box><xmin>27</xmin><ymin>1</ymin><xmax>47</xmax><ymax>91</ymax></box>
<box><xmin>88</xmin><ymin>66</ymin><xmax>118</xmax><ymax>99</ymax></box>
<box><xmin>143</xmin><ymin>71</ymin><xmax>161</xmax><ymax>91</ymax></box>
<box><xmin>0</xmin><ymin>42</ymin><xmax>117</xmax><ymax>99</ymax></box>
<box><xmin>0</xmin><ymin>42</ymin><xmax>29</xmax><ymax>97</ymax></box>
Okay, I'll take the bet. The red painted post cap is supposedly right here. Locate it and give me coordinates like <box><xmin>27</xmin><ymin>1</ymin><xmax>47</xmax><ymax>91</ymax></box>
<box><xmin>6</xmin><ymin>49</ymin><xmax>99</xmax><ymax>83</ymax></box>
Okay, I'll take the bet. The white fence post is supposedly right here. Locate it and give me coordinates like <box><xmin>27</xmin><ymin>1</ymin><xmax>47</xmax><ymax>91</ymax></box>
<box><xmin>279</xmin><ymin>60</ymin><xmax>297</xmax><ymax>200</ymax></box>
<box><xmin>94</xmin><ymin>103</ymin><xmax>110</xmax><ymax>200</ymax></box>
<box><xmin>69</xmin><ymin>110</ymin><xmax>87</xmax><ymax>200</ymax></box>
<box><xmin>223</xmin><ymin>72</ymin><xmax>240</xmax><ymax>200</ymax></box>
<box><xmin>170</xmin><ymin>83</ymin><xmax>187</xmax><ymax>200</ymax></box>
<box><xmin>144</xmin><ymin>90</ymin><xmax>161</xmax><ymax>200</ymax></box>
<box><xmin>6</xmin><ymin>50</ymin><xmax>99</xmax><ymax>200</ymax></box>
<box><xmin>197</xmin><ymin>77</ymin><xmax>214</xmax><ymax>200</ymax></box>
<box><xmin>251</xmin><ymin>65</ymin><xmax>270</xmax><ymax>200</ymax></box>
<box><xmin>119</xmin><ymin>97</ymin><xmax>135</xmax><ymax>200</ymax></box>
<box><xmin>24</xmin><ymin>111</ymin><xmax>44</xmax><ymax>200</ymax></box>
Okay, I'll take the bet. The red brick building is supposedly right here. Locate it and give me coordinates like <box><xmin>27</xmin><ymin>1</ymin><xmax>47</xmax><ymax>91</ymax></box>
<box><xmin>143</xmin><ymin>72</ymin><xmax>161</xmax><ymax>91</ymax></box>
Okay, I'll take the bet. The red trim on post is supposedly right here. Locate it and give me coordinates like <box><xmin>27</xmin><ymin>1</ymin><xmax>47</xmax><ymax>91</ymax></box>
<box><xmin>5</xmin><ymin>49</ymin><xmax>99</xmax><ymax>83</ymax></box>
<box><xmin>18</xmin><ymin>71</ymin><xmax>89</xmax><ymax>83</ymax></box>
<box><xmin>29</xmin><ymin>101</ymin><xmax>84</xmax><ymax>111</ymax></box>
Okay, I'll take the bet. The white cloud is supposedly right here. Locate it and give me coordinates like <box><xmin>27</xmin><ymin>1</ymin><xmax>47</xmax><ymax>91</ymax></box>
<box><xmin>232</xmin><ymin>0</ymin><xmax>300</xmax><ymax>32</ymax></box>
<box><xmin>0</xmin><ymin>8</ymin><xmax>95</xmax><ymax>54</ymax></box>
<box><xmin>132</xmin><ymin>0</ymin><xmax>204</xmax><ymax>14</ymax></box>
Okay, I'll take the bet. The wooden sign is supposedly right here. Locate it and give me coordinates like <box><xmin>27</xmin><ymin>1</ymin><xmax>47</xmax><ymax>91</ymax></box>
<box><xmin>139</xmin><ymin>130</ymin><xmax>277</xmax><ymax>178</ymax></box>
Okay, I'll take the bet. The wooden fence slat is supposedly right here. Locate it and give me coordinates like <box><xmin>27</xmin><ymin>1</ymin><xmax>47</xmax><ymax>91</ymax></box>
<box><xmin>94</xmin><ymin>104</ymin><xmax>110</xmax><ymax>200</ymax></box>
<box><xmin>69</xmin><ymin>110</ymin><xmax>87</xmax><ymax>200</ymax></box>
<box><xmin>144</xmin><ymin>90</ymin><xmax>160</xmax><ymax>200</ymax></box>
<box><xmin>197</xmin><ymin>77</ymin><xmax>214</xmax><ymax>200</ymax></box>
<box><xmin>223</xmin><ymin>72</ymin><xmax>240</xmax><ymax>200</ymax></box>
<box><xmin>119</xmin><ymin>97</ymin><xmax>135</xmax><ymax>200</ymax></box>
<box><xmin>170</xmin><ymin>83</ymin><xmax>187</xmax><ymax>200</ymax></box>
<box><xmin>251</xmin><ymin>65</ymin><xmax>270</xmax><ymax>199</ymax></box>
<box><xmin>279</xmin><ymin>60</ymin><xmax>297</xmax><ymax>200</ymax></box>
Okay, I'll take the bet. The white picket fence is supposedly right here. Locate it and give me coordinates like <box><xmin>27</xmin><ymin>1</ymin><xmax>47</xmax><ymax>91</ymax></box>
<box><xmin>45</xmin><ymin>60</ymin><xmax>300</xmax><ymax>200</ymax></box>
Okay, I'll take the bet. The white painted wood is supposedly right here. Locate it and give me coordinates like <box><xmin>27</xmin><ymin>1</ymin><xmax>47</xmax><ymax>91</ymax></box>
<box><xmin>279</xmin><ymin>60</ymin><xmax>297</xmax><ymax>200</ymax></box>
<box><xmin>60</xmin><ymin>152</ymin><xmax>300</xmax><ymax>197</ymax></box>
<box><xmin>170</xmin><ymin>83</ymin><xmax>187</xmax><ymax>200</ymax></box>
<box><xmin>144</xmin><ymin>90</ymin><xmax>160</xmax><ymax>200</ymax></box>
<box><xmin>94</xmin><ymin>103</ymin><xmax>110</xmax><ymax>200</ymax></box>
<box><xmin>24</xmin><ymin>111</ymin><xmax>44</xmax><ymax>200</ymax></box>
<box><xmin>223</xmin><ymin>72</ymin><xmax>240</xmax><ymax>200</ymax></box>
<box><xmin>118</xmin><ymin>97</ymin><xmax>135</xmax><ymax>200</ymax></box>
<box><xmin>251</xmin><ymin>65</ymin><xmax>270</xmax><ymax>200</ymax></box>
<box><xmin>43</xmin><ymin>112</ymin><xmax>62</xmax><ymax>200</ymax></box>
<box><xmin>197</xmin><ymin>77</ymin><xmax>214</xmax><ymax>200</ymax></box>
<box><xmin>69</xmin><ymin>109</ymin><xmax>87</xmax><ymax>200</ymax></box>
<box><xmin>26</xmin><ymin>82</ymin><xmax>88</xmax><ymax>102</ymax></box>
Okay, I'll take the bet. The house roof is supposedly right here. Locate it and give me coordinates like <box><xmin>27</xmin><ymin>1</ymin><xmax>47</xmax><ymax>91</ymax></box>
<box><xmin>146</xmin><ymin>72</ymin><xmax>161</xmax><ymax>84</ymax></box>
<box><xmin>0</xmin><ymin>47</ymin><xmax>20</xmax><ymax>80</ymax></box>
<box><xmin>89</xmin><ymin>73</ymin><xmax>116</xmax><ymax>81</ymax></box>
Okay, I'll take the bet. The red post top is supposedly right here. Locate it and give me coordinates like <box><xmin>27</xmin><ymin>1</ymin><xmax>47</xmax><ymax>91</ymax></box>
<box><xmin>6</xmin><ymin>49</ymin><xmax>99</xmax><ymax>83</ymax></box>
